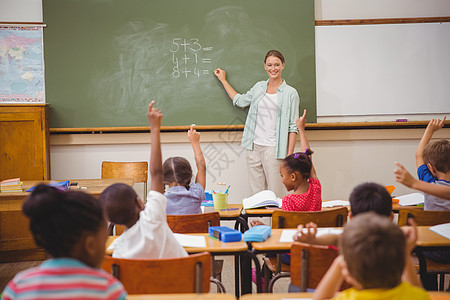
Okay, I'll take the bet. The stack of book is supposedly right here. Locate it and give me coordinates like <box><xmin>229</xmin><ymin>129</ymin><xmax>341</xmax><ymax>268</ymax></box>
<box><xmin>1</xmin><ymin>178</ymin><xmax>23</xmax><ymax>192</ymax></box>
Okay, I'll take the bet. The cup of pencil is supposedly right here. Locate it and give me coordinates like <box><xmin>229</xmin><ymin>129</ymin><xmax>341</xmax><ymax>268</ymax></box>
<box><xmin>212</xmin><ymin>192</ymin><xmax>228</xmax><ymax>210</ymax></box>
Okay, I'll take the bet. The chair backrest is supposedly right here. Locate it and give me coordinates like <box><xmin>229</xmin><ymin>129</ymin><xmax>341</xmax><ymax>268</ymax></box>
<box><xmin>101</xmin><ymin>161</ymin><xmax>148</xmax><ymax>183</ymax></box>
<box><xmin>272</xmin><ymin>207</ymin><xmax>349</xmax><ymax>229</ymax></box>
<box><xmin>167</xmin><ymin>212</ymin><xmax>220</xmax><ymax>233</ymax></box>
<box><xmin>101</xmin><ymin>252</ymin><xmax>211</xmax><ymax>294</ymax></box>
<box><xmin>290</xmin><ymin>242</ymin><xmax>349</xmax><ymax>291</ymax></box>
<box><xmin>398</xmin><ymin>208</ymin><xmax>450</xmax><ymax>226</ymax></box>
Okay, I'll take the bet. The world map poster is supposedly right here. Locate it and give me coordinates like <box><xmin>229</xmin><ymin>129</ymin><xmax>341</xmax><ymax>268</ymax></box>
<box><xmin>0</xmin><ymin>26</ymin><xmax>45</xmax><ymax>103</ymax></box>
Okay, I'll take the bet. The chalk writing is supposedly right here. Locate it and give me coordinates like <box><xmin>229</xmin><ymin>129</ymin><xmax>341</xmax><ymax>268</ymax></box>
<box><xmin>170</xmin><ymin>38</ymin><xmax>213</xmax><ymax>79</ymax></box>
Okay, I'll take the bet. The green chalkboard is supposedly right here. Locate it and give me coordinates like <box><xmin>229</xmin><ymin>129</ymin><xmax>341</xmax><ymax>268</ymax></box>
<box><xmin>43</xmin><ymin>0</ymin><xmax>315</xmax><ymax>128</ymax></box>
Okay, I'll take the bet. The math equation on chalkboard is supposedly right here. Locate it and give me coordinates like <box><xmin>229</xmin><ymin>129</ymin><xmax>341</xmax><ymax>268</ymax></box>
<box><xmin>170</xmin><ymin>38</ymin><xmax>213</xmax><ymax>79</ymax></box>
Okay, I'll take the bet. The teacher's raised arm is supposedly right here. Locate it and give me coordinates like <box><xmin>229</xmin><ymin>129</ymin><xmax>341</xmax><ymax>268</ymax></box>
<box><xmin>214</xmin><ymin>50</ymin><xmax>300</xmax><ymax>198</ymax></box>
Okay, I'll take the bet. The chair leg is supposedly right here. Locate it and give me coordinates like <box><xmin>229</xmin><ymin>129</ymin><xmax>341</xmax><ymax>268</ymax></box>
<box><xmin>263</xmin><ymin>263</ymin><xmax>271</xmax><ymax>292</ymax></box>
<box><xmin>268</xmin><ymin>273</ymin><xmax>290</xmax><ymax>293</ymax></box>
<box><xmin>439</xmin><ymin>273</ymin><xmax>445</xmax><ymax>291</ymax></box>
<box><xmin>210</xmin><ymin>277</ymin><xmax>226</xmax><ymax>293</ymax></box>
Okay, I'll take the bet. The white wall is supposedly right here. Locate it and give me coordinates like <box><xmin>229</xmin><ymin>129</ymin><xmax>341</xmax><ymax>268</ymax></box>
<box><xmin>0</xmin><ymin>0</ymin><xmax>42</xmax><ymax>22</ymax></box>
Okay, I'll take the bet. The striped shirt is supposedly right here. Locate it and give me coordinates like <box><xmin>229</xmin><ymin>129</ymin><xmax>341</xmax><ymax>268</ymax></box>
<box><xmin>2</xmin><ymin>258</ymin><xmax>126</xmax><ymax>300</ymax></box>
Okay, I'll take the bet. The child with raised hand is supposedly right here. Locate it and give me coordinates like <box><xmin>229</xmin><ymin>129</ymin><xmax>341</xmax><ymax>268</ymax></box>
<box><xmin>394</xmin><ymin>161</ymin><xmax>450</xmax><ymax>200</ymax></box>
<box><xmin>100</xmin><ymin>101</ymin><xmax>187</xmax><ymax>259</ymax></box>
<box><xmin>164</xmin><ymin>124</ymin><xmax>206</xmax><ymax>215</ymax></box>
<box><xmin>415</xmin><ymin>117</ymin><xmax>450</xmax><ymax>210</ymax></box>
<box><xmin>313</xmin><ymin>212</ymin><xmax>427</xmax><ymax>300</ymax></box>
<box><xmin>250</xmin><ymin>109</ymin><xmax>320</xmax><ymax>227</ymax></box>
<box><xmin>2</xmin><ymin>185</ymin><xmax>127</xmax><ymax>300</ymax></box>
<box><xmin>280</xmin><ymin>109</ymin><xmax>321</xmax><ymax>211</ymax></box>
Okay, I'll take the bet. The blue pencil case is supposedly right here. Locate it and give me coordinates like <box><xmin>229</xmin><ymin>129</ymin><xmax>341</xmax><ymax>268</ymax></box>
<box><xmin>26</xmin><ymin>180</ymin><xmax>70</xmax><ymax>192</ymax></box>
<box><xmin>208</xmin><ymin>226</ymin><xmax>242</xmax><ymax>242</ymax></box>
<box><xmin>243</xmin><ymin>225</ymin><xmax>271</xmax><ymax>242</ymax></box>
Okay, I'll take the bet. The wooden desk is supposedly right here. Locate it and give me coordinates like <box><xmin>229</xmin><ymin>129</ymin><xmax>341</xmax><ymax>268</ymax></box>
<box><xmin>106</xmin><ymin>234</ymin><xmax>249</xmax><ymax>298</ymax></box>
<box><xmin>128</xmin><ymin>294</ymin><xmax>236</xmax><ymax>300</ymax></box>
<box><xmin>0</xmin><ymin>178</ymin><xmax>133</xmax><ymax>262</ymax></box>
<box><xmin>414</xmin><ymin>226</ymin><xmax>450</xmax><ymax>290</ymax></box>
<box><xmin>205</xmin><ymin>204</ymin><xmax>248</xmax><ymax>232</ymax></box>
<box><xmin>239</xmin><ymin>292</ymin><xmax>450</xmax><ymax>299</ymax></box>
<box><xmin>240</xmin><ymin>293</ymin><xmax>313</xmax><ymax>299</ymax></box>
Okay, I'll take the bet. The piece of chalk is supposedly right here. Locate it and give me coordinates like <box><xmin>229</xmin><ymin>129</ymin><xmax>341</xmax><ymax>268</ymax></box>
<box><xmin>396</xmin><ymin>119</ymin><xmax>408</xmax><ymax>122</ymax></box>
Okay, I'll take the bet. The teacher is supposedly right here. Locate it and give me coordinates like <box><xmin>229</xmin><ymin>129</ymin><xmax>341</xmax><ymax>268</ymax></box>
<box><xmin>214</xmin><ymin>50</ymin><xmax>300</xmax><ymax>197</ymax></box>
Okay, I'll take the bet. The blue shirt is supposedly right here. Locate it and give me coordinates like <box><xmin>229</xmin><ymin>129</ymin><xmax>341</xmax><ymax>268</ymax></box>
<box><xmin>233</xmin><ymin>79</ymin><xmax>300</xmax><ymax>159</ymax></box>
<box><xmin>418</xmin><ymin>164</ymin><xmax>450</xmax><ymax>211</ymax></box>
<box><xmin>165</xmin><ymin>183</ymin><xmax>205</xmax><ymax>215</ymax></box>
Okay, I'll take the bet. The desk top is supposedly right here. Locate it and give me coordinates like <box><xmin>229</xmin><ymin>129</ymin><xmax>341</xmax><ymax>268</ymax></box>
<box><xmin>416</xmin><ymin>226</ymin><xmax>450</xmax><ymax>247</ymax></box>
<box><xmin>204</xmin><ymin>204</ymin><xmax>243</xmax><ymax>218</ymax></box>
<box><xmin>0</xmin><ymin>178</ymin><xmax>134</xmax><ymax>197</ymax></box>
<box><xmin>240</xmin><ymin>293</ymin><xmax>313</xmax><ymax>300</ymax></box>
<box><xmin>239</xmin><ymin>292</ymin><xmax>450</xmax><ymax>300</ymax></box>
<box><xmin>105</xmin><ymin>233</ymin><xmax>248</xmax><ymax>255</ymax></box>
<box><xmin>251</xmin><ymin>226</ymin><xmax>450</xmax><ymax>252</ymax></box>
<box><xmin>251</xmin><ymin>228</ymin><xmax>296</xmax><ymax>252</ymax></box>
<box><xmin>128</xmin><ymin>294</ymin><xmax>236</xmax><ymax>300</ymax></box>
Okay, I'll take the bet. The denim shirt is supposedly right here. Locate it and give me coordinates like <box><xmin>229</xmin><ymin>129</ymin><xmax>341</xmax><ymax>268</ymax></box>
<box><xmin>233</xmin><ymin>79</ymin><xmax>300</xmax><ymax>159</ymax></box>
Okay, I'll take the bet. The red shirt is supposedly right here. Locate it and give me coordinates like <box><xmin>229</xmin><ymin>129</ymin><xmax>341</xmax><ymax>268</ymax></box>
<box><xmin>281</xmin><ymin>177</ymin><xmax>322</xmax><ymax>211</ymax></box>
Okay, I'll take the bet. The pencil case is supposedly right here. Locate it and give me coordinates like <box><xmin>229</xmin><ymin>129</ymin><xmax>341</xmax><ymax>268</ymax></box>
<box><xmin>26</xmin><ymin>180</ymin><xmax>70</xmax><ymax>192</ymax></box>
<box><xmin>208</xmin><ymin>226</ymin><xmax>242</xmax><ymax>242</ymax></box>
<box><xmin>243</xmin><ymin>225</ymin><xmax>271</xmax><ymax>242</ymax></box>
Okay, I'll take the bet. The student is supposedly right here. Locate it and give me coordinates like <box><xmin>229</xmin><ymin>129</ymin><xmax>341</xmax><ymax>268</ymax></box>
<box><xmin>251</xmin><ymin>109</ymin><xmax>320</xmax><ymax>219</ymax></box>
<box><xmin>99</xmin><ymin>101</ymin><xmax>187</xmax><ymax>259</ymax></box>
<box><xmin>2</xmin><ymin>185</ymin><xmax>127</xmax><ymax>300</ymax></box>
<box><xmin>280</xmin><ymin>109</ymin><xmax>321</xmax><ymax>211</ymax></box>
<box><xmin>313</xmin><ymin>212</ymin><xmax>428</xmax><ymax>300</ymax></box>
<box><xmin>394</xmin><ymin>161</ymin><xmax>450</xmax><ymax>200</ymax></box>
<box><xmin>294</xmin><ymin>182</ymin><xmax>393</xmax><ymax>247</ymax></box>
<box><xmin>415</xmin><ymin>117</ymin><xmax>450</xmax><ymax>210</ymax></box>
<box><xmin>164</xmin><ymin>124</ymin><xmax>206</xmax><ymax>215</ymax></box>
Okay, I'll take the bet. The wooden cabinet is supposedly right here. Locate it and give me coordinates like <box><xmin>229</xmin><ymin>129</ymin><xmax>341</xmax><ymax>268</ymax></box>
<box><xmin>0</xmin><ymin>104</ymin><xmax>50</xmax><ymax>262</ymax></box>
<box><xmin>0</xmin><ymin>104</ymin><xmax>50</xmax><ymax>181</ymax></box>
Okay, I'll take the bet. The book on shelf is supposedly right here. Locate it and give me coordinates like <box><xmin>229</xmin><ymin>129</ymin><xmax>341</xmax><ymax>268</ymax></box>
<box><xmin>242</xmin><ymin>190</ymin><xmax>282</xmax><ymax>209</ymax></box>
<box><xmin>1</xmin><ymin>178</ymin><xmax>23</xmax><ymax>192</ymax></box>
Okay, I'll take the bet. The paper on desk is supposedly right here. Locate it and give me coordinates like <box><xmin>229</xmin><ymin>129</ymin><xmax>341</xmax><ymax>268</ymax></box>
<box><xmin>279</xmin><ymin>228</ymin><xmax>344</xmax><ymax>243</ymax></box>
<box><xmin>397</xmin><ymin>193</ymin><xmax>425</xmax><ymax>206</ymax></box>
<box><xmin>429</xmin><ymin>223</ymin><xmax>450</xmax><ymax>240</ymax></box>
<box><xmin>173</xmin><ymin>233</ymin><xmax>206</xmax><ymax>247</ymax></box>
<box><xmin>322</xmin><ymin>200</ymin><xmax>350</xmax><ymax>208</ymax></box>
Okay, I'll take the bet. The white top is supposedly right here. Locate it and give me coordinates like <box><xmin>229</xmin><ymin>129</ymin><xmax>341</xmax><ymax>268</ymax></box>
<box><xmin>111</xmin><ymin>191</ymin><xmax>188</xmax><ymax>259</ymax></box>
<box><xmin>253</xmin><ymin>93</ymin><xmax>278</xmax><ymax>147</ymax></box>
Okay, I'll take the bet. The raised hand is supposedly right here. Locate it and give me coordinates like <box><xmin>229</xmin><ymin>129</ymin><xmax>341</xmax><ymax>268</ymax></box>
<box><xmin>147</xmin><ymin>101</ymin><xmax>163</xmax><ymax>128</ymax></box>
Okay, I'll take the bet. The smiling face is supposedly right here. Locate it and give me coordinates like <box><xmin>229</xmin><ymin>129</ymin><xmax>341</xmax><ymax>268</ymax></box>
<box><xmin>264</xmin><ymin>56</ymin><xmax>285</xmax><ymax>80</ymax></box>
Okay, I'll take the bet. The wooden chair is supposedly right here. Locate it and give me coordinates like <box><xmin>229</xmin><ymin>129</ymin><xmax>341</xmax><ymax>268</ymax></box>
<box><xmin>101</xmin><ymin>161</ymin><xmax>148</xmax><ymax>199</ymax></box>
<box><xmin>398</xmin><ymin>208</ymin><xmax>450</xmax><ymax>291</ymax></box>
<box><xmin>290</xmin><ymin>242</ymin><xmax>350</xmax><ymax>292</ymax></box>
<box><xmin>264</xmin><ymin>207</ymin><xmax>349</xmax><ymax>292</ymax></box>
<box><xmin>101</xmin><ymin>252</ymin><xmax>211</xmax><ymax>294</ymax></box>
<box><xmin>166</xmin><ymin>212</ymin><xmax>225</xmax><ymax>292</ymax></box>
<box><xmin>102</xmin><ymin>161</ymin><xmax>148</xmax><ymax>235</ymax></box>
<box><xmin>167</xmin><ymin>211</ymin><xmax>220</xmax><ymax>233</ymax></box>
<box><xmin>398</xmin><ymin>208</ymin><xmax>450</xmax><ymax>226</ymax></box>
